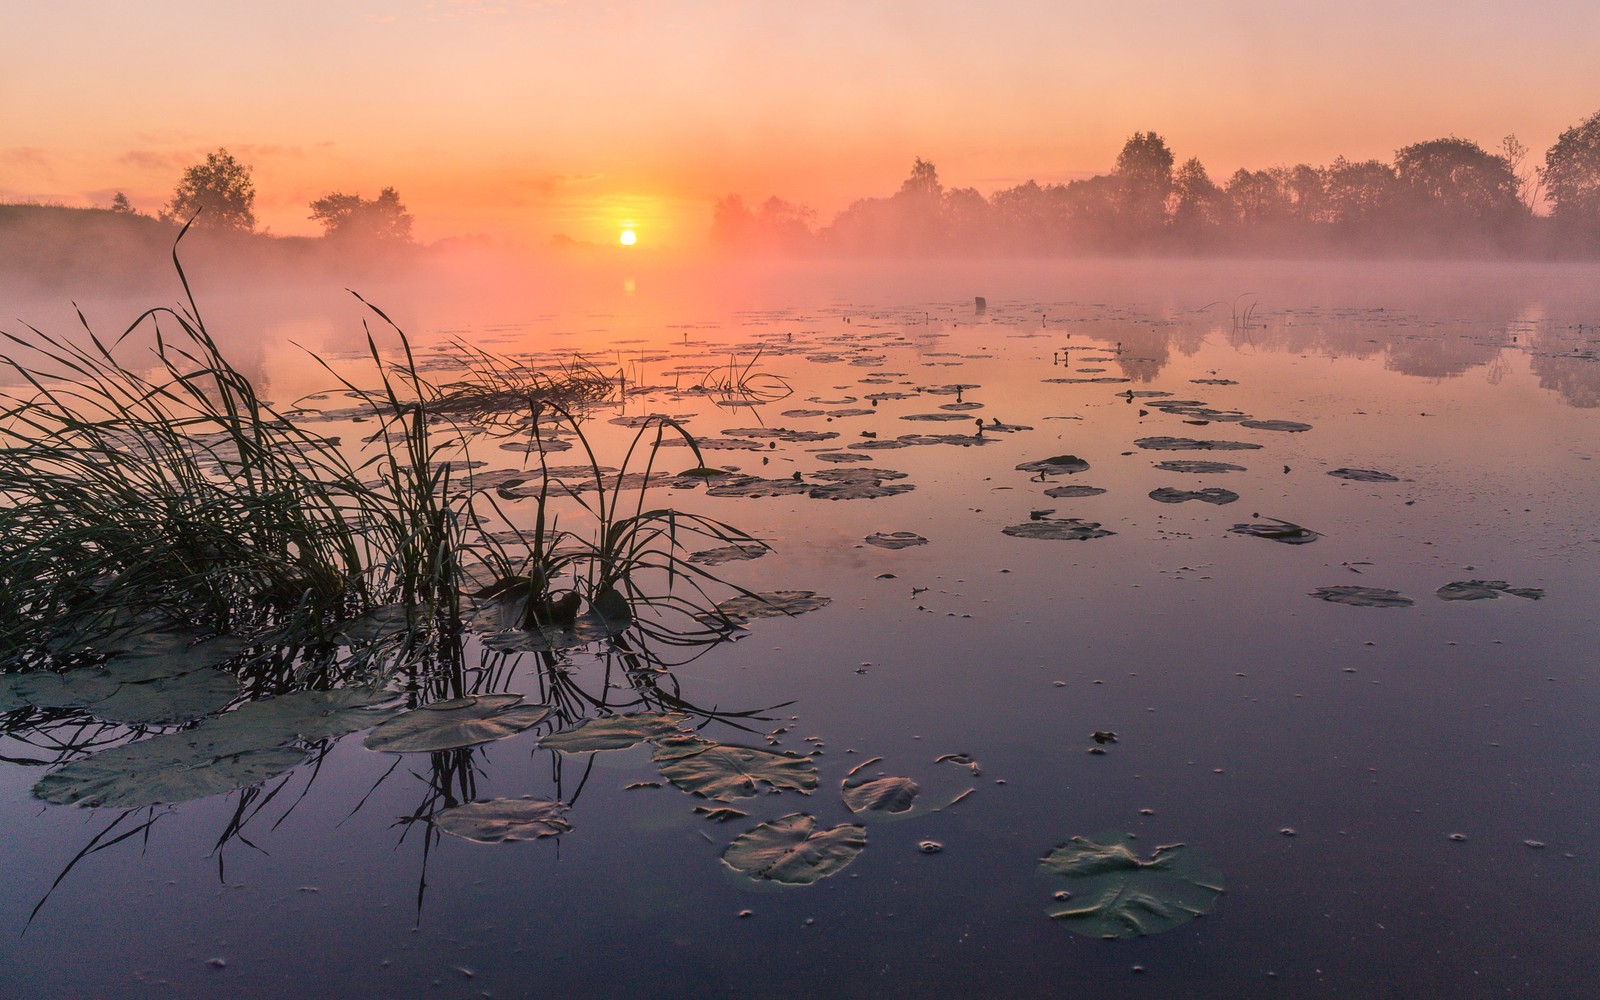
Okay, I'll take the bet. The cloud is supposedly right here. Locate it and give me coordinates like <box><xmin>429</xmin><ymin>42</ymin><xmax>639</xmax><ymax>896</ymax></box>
<box><xmin>1</xmin><ymin>147</ymin><xmax>54</xmax><ymax>177</ymax></box>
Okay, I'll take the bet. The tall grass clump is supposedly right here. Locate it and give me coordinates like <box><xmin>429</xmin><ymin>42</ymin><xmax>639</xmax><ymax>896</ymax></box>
<box><xmin>0</xmin><ymin>235</ymin><xmax>767</xmax><ymax>676</ymax></box>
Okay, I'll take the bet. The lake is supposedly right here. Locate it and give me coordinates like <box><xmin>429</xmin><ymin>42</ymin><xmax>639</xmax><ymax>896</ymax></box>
<box><xmin>2</xmin><ymin>256</ymin><xmax>1597</xmax><ymax>999</ymax></box>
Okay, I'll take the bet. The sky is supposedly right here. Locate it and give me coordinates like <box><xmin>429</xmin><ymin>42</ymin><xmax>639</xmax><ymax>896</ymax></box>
<box><xmin>3</xmin><ymin>0</ymin><xmax>1598</xmax><ymax>248</ymax></box>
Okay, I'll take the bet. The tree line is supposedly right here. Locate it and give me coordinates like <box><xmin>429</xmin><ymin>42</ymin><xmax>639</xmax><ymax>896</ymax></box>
<box><xmin>108</xmin><ymin>148</ymin><xmax>414</xmax><ymax>246</ymax></box>
<box><xmin>713</xmin><ymin>109</ymin><xmax>1600</xmax><ymax>256</ymax></box>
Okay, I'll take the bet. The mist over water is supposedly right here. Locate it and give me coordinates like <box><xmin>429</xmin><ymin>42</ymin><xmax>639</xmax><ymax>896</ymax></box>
<box><xmin>2</xmin><ymin>237</ymin><xmax>1599</xmax><ymax>999</ymax></box>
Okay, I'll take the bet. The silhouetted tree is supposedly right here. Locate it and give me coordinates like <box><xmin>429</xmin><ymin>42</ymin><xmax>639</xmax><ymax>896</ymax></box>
<box><xmin>1112</xmin><ymin>132</ymin><xmax>1175</xmax><ymax>236</ymax></box>
<box><xmin>711</xmin><ymin>194</ymin><xmax>816</xmax><ymax>252</ymax></box>
<box><xmin>309</xmin><ymin>187</ymin><xmax>414</xmax><ymax>244</ymax></box>
<box><xmin>1169</xmin><ymin>158</ymin><xmax>1224</xmax><ymax>233</ymax></box>
<box><xmin>1542</xmin><ymin>109</ymin><xmax>1600</xmax><ymax>224</ymax></box>
<box><xmin>1225</xmin><ymin>168</ymin><xmax>1292</xmax><ymax>226</ymax></box>
<box><xmin>1323</xmin><ymin>157</ymin><xmax>1397</xmax><ymax>226</ymax></box>
<box><xmin>1393</xmin><ymin>138</ymin><xmax>1522</xmax><ymax>229</ymax></box>
<box><xmin>165</xmin><ymin>148</ymin><xmax>256</xmax><ymax>231</ymax></box>
<box><xmin>109</xmin><ymin>192</ymin><xmax>134</xmax><ymax>214</ymax></box>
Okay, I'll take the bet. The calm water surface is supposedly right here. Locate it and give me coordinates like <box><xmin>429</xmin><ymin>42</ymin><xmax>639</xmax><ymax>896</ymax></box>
<box><xmin>2</xmin><ymin>259</ymin><xmax>1597</xmax><ymax>999</ymax></box>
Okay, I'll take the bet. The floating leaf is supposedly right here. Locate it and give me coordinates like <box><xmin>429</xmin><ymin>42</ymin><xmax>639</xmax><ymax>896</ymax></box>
<box><xmin>722</xmin><ymin>813</ymin><xmax>866</xmax><ymax>885</ymax></box>
<box><xmin>101</xmin><ymin>634</ymin><xmax>249</xmax><ymax>683</ymax></box>
<box><xmin>332</xmin><ymin>604</ymin><xmax>424</xmax><ymax>645</ymax></box>
<box><xmin>202</xmin><ymin>688</ymin><xmax>399</xmax><ymax>751</ymax></box>
<box><xmin>1310</xmin><ymin>586</ymin><xmax>1414</xmax><ymax>608</ymax></box>
<box><xmin>695</xmin><ymin>805</ymin><xmax>748</xmax><ymax>822</ymax></box>
<box><xmin>1327</xmin><ymin>468</ymin><xmax>1399</xmax><ymax>482</ymax></box>
<box><xmin>434</xmin><ymin>798</ymin><xmax>571</xmax><ymax>843</ymax></box>
<box><xmin>687</xmin><ymin>544</ymin><xmax>769</xmax><ymax>566</ymax></box>
<box><xmin>704</xmin><ymin>591</ymin><xmax>832</xmax><ymax>625</ymax></box>
<box><xmin>841</xmin><ymin>759</ymin><xmax>920</xmax><ymax>817</ymax></box>
<box><xmin>0</xmin><ymin>676</ymin><xmax>27</xmax><ymax>713</ymax></box>
<box><xmin>1135</xmin><ymin>437</ymin><xmax>1262</xmax><ymax>451</ymax></box>
<box><xmin>539</xmin><ymin>712</ymin><xmax>692</xmax><ymax>753</ymax></box>
<box><xmin>1239</xmin><ymin>419</ymin><xmax>1312</xmax><ymax>432</ymax></box>
<box><xmin>363</xmin><ymin>694</ymin><xmax>551</xmax><ymax>753</ymax></box>
<box><xmin>1148</xmin><ymin>487</ymin><xmax>1239</xmax><ymax>505</ymax></box>
<box><xmin>656</xmin><ymin>742</ymin><xmax>818</xmax><ymax>800</ymax></box>
<box><xmin>864</xmin><ymin>531</ymin><xmax>928</xmax><ymax>549</ymax></box>
<box><xmin>1436</xmin><ymin>580</ymin><xmax>1544</xmax><ymax>601</ymax></box>
<box><xmin>89</xmin><ymin>669</ymin><xmax>240</xmax><ymax>726</ymax></box>
<box><xmin>33</xmin><ymin>741</ymin><xmax>308</xmax><ymax>809</ymax></box>
<box><xmin>1043</xmin><ymin>485</ymin><xmax>1107</xmax><ymax>498</ymax></box>
<box><xmin>1155</xmin><ymin>460</ymin><xmax>1246</xmax><ymax>474</ymax></box>
<box><xmin>1039</xmin><ymin>834</ymin><xmax>1224</xmax><ymax>938</ymax></box>
<box><xmin>1002</xmin><ymin>519</ymin><xmax>1115</xmax><ymax>541</ymax></box>
<box><xmin>1017</xmin><ymin>455</ymin><xmax>1089</xmax><ymax>475</ymax></box>
<box><xmin>1229</xmin><ymin>518</ymin><xmax>1319</xmax><ymax>544</ymax></box>
<box><xmin>9</xmin><ymin>669</ymin><xmax>118</xmax><ymax>709</ymax></box>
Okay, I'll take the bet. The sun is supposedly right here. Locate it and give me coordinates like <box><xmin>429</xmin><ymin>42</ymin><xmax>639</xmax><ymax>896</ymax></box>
<box><xmin>619</xmin><ymin>228</ymin><xmax>637</xmax><ymax>246</ymax></box>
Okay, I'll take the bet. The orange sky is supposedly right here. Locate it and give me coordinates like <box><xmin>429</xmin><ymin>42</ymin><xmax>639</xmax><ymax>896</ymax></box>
<box><xmin>4</xmin><ymin>1</ymin><xmax>1597</xmax><ymax>248</ymax></box>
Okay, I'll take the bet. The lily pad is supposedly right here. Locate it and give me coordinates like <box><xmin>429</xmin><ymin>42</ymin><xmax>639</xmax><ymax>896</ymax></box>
<box><xmin>656</xmin><ymin>742</ymin><xmax>818</xmax><ymax>800</ymax></box>
<box><xmin>1310</xmin><ymin>586</ymin><xmax>1414</xmax><ymax>608</ymax></box>
<box><xmin>33</xmin><ymin>741</ymin><xmax>309</xmax><ymax>809</ymax></box>
<box><xmin>1002</xmin><ymin>519</ymin><xmax>1115</xmax><ymax>541</ymax></box>
<box><xmin>1239</xmin><ymin>419</ymin><xmax>1312</xmax><ymax>432</ymax></box>
<box><xmin>722</xmin><ymin>813</ymin><xmax>867</xmax><ymax>885</ymax></box>
<box><xmin>1328</xmin><ymin>468</ymin><xmax>1399</xmax><ymax>482</ymax></box>
<box><xmin>201</xmin><ymin>688</ymin><xmax>399</xmax><ymax>750</ymax></box>
<box><xmin>841</xmin><ymin>759</ymin><xmax>920</xmax><ymax>816</ymax></box>
<box><xmin>1229</xmin><ymin>519</ymin><xmax>1320</xmax><ymax>544</ymax></box>
<box><xmin>539</xmin><ymin>712</ymin><xmax>692</xmax><ymax>753</ymax></box>
<box><xmin>704</xmin><ymin>591</ymin><xmax>832</xmax><ymax>625</ymax></box>
<box><xmin>1149</xmin><ymin>487</ymin><xmax>1239</xmax><ymax>505</ymax></box>
<box><xmin>705</xmin><ymin>475</ymin><xmax>811</xmax><ymax>498</ymax></box>
<box><xmin>1436</xmin><ymin>580</ymin><xmax>1544</xmax><ymax>601</ymax></box>
<box><xmin>1017</xmin><ymin>455</ymin><xmax>1089</xmax><ymax>475</ymax></box>
<box><xmin>433</xmin><ymin>798</ymin><xmax>571</xmax><ymax>843</ymax></box>
<box><xmin>687</xmin><ymin>543</ymin><xmax>770</xmax><ymax>566</ymax></box>
<box><xmin>1135</xmin><ymin>437</ymin><xmax>1262</xmax><ymax>451</ymax></box>
<box><xmin>1039</xmin><ymin>834</ymin><xmax>1224</xmax><ymax>938</ymax></box>
<box><xmin>101</xmin><ymin>634</ymin><xmax>249</xmax><ymax>683</ymax></box>
<box><xmin>1043</xmin><ymin>485</ymin><xmax>1107</xmax><ymax>498</ymax></box>
<box><xmin>10</xmin><ymin>669</ymin><xmax>119</xmax><ymax>709</ymax></box>
<box><xmin>363</xmin><ymin>694</ymin><xmax>552</xmax><ymax>753</ymax></box>
<box><xmin>1154</xmin><ymin>460</ymin><xmax>1246</xmax><ymax>474</ymax></box>
<box><xmin>89</xmin><ymin>669</ymin><xmax>240</xmax><ymax>726</ymax></box>
<box><xmin>864</xmin><ymin>531</ymin><xmax>928</xmax><ymax>550</ymax></box>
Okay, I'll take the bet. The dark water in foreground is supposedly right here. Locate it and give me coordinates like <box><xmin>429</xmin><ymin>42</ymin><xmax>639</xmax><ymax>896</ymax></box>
<box><xmin>2</xmin><ymin>260</ymin><xmax>1598</xmax><ymax>999</ymax></box>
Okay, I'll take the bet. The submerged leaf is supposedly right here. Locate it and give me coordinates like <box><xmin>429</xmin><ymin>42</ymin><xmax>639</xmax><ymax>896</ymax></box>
<box><xmin>1230</xmin><ymin>519</ymin><xmax>1320</xmax><ymax>544</ymax></box>
<box><xmin>864</xmin><ymin>531</ymin><xmax>928</xmax><ymax>549</ymax></box>
<box><xmin>1436</xmin><ymin>580</ymin><xmax>1544</xmax><ymax>601</ymax></box>
<box><xmin>1039</xmin><ymin>834</ymin><xmax>1224</xmax><ymax>938</ymax></box>
<box><xmin>1327</xmin><ymin>467</ymin><xmax>1399</xmax><ymax>482</ymax></box>
<box><xmin>363</xmin><ymin>694</ymin><xmax>551</xmax><ymax>753</ymax></box>
<box><xmin>539</xmin><ymin>712</ymin><xmax>692</xmax><ymax>753</ymax></box>
<box><xmin>656</xmin><ymin>742</ymin><xmax>818</xmax><ymax>800</ymax></box>
<box><xmin>434</xmin><ymin>798</ymin><xmax>571</xmax><ymax>843</ymax></box>
<box><xmin>722</xmin><ymin>813</ymin><xmax>866</xmax><ymax>885</ymax></box>
<box><xmin>1310</xmin><ymin>586</ymin><xmax>1414</xmax><ymax>608</ymax></box>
